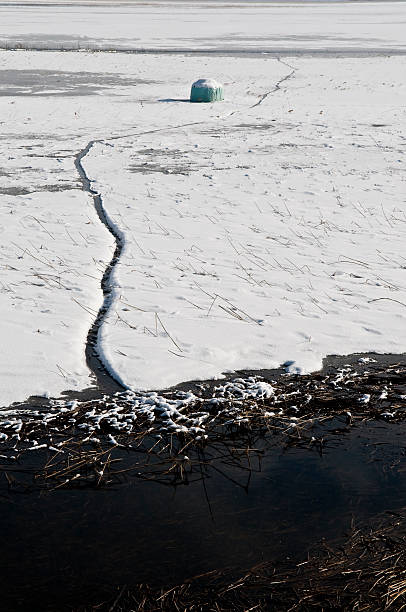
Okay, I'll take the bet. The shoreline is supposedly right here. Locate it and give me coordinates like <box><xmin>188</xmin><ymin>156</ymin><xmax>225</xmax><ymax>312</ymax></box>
<box><xmin>2</xmin><ymin>45</ymin><xmax>406</xmax><ymax>56</ymax></box>
<box><xmin>2</xmin><ymin>349</ymin><xmax>406</xmax><ymax>412</ymax></box>
<box><xmin>1</xmin><ymin>349</ymin><xmax>405</xmax><ymax>476</ymax></box>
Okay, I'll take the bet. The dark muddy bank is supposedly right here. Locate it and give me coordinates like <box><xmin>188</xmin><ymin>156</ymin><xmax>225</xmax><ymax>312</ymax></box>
<box><xmin>169</xmin><ymin>350</ymin><xmax>406</xmax><ymax>396</ymax></box>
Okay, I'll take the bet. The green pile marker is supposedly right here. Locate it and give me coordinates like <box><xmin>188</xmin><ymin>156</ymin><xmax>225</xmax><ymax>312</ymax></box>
<box><xmin>190</xmin><ymin>78</ymin><xmax>224</xmax><ymax>103</ymax></box>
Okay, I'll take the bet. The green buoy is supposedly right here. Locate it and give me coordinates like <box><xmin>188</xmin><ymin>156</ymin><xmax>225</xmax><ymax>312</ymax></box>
<box><xmin>190</xmin><ymin>78</ymin><xmax>224</xmax><ymax>103</ymax></box>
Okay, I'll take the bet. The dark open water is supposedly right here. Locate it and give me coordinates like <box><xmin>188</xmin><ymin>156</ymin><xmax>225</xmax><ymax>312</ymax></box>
<box><xmin>1</xmin><ymin>418</ymin><xmax>405</xmax><ymax>611</ymax></box>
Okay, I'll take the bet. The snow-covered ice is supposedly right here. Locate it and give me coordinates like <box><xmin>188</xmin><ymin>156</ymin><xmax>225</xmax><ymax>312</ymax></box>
<box><xmin>0</xmin><ymin>50</ymin><xmax>290</xmax><ymax>405</ymax></box>
<box><xmin>85</xmin><ymin>56</ymin><xmax>406</xmax><ymax>391</ymax></box>
<box><xmin>0</xmin><ymin>1</ymin><xmax>405</xmax><ymax>406</ymax></box>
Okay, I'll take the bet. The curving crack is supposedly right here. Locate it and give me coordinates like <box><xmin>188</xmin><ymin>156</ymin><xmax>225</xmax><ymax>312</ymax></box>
<box><xmin>74</xmin><ymin>141</ymin><xmax>126</xmax><ymax>393</ymax></box>
<box><xmin>72</xmin><ymin>60</ymin><xmax>296</xmax><ymax>393</ymax></box>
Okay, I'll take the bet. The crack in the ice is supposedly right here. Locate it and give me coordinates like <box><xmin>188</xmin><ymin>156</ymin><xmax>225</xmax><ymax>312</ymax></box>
<box><xmin>251</xmin><ymin>58</ymin><xmax>297</xmax><ymax>109</ymax></box>
<box><xmin>73</xmin><ymin>59</ymin><xmax>296</xmax><ymax>391</ymax></box>
<box><xmin>74</xmin><ymin>141</ymin><xmax>126</xmax><ymax>393</ymax></box>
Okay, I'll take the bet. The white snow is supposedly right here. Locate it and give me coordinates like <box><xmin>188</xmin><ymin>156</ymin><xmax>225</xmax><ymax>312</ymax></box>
<box><xmin>359</xmin><ymin>394</ymin><xmax>371</xmax><ymax>404</ymax></box>
<box><xmin>0</xmin><ymin>1</ymin><xmax>405</xmax><ymax>407</ymax></box>
<box><xmin>192</xmin><ymin>79</ymin><xmax>223</xmax><ymax>89</ymax></box>
<box><xmin>0</xmin><ymin>185</ymin><xmax>113</xmax><ymax>404</ymax></box>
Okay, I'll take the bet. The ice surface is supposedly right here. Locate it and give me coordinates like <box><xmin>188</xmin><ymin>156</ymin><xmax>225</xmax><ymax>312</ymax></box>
<box><xmin>0</xmin><ymin>1</ymin><xmax>405</xmax><ymax>53</ymax></box>
<box><xmin>0</xmin><ymin>50</ymin><xmax>287</xmax><ymax>405</ymax></box>
<box><xmin>0</xmin><ymin>1</ymin><xmax>405</xmax><ymax>406</ymax></box>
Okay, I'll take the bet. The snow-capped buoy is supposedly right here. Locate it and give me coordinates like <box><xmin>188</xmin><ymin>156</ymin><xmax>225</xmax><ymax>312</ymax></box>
<box><xmin>190</xmin><ymin>78</ymin><xmax>224</xmax><ymax>103</ymax></box>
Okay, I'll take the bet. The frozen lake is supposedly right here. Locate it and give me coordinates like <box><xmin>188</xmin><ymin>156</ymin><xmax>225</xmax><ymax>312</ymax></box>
<box><xmin>0</xmin><ymin>0</ymin><xmax>405</xmax><ymax>406</ymax></box>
